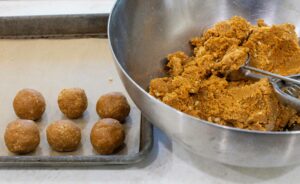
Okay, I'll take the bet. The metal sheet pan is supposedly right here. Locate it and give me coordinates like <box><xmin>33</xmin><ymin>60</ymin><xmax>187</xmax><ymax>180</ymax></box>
<box><xmin>0</xmin><ymin>14</ymin><xmax>108</xmax><ymax>39</ymax></box>
<box><xmin>0</xmin><ymin>14</ymin><xmax>153</xmax><ymax>166</ymax></box>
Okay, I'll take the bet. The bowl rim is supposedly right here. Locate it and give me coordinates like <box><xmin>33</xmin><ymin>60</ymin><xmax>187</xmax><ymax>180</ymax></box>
<box><xmin>107</xmin><ymin>0</ymin><xmax>300</xmax><ymax>136</ymax></box>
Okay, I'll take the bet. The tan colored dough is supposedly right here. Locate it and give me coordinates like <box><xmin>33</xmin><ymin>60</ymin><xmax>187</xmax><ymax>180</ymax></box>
<box><xmin>58</xmin><ymin>88</ymin><xmax>88</xmax><ymax>119</ymax></box>
<box><xmin>96</xmin><ymin>92</ymin><xmax>130</xmax><ymax>122</ymax></box>
<box><xmin>13</xmin><ymin>89</ymin><xmax>46</xmax><ymax>120</ymax></box>
<box><xmin>90</xmin><ymin>118</ymin><xmax>125</xmax><ymax>155</ymax></box>
<box><xmin>4</xmin><ymin>119</ymin><xmax>40</xmax><ymax>154</ymax></box>
<box><xmin>149</xmin><ymin>16</ymin><xmax>300</xmax><ymax>131</ymax></box>
<box><xmin>46</xmin><ymin>120</ymin><xmax>81</xmax><ymax>152</ymax></box>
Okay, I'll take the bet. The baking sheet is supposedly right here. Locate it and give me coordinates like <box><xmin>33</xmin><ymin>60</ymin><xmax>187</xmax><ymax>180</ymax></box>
<box><xmin>0</xmin><ymin>14</ymin><xmax>108</xmax><ymax>39</ymax></box>
<box><xmin>0</xmin><ymin>38</ymin><xmax>141</xmax><ymax>157</ymax></box>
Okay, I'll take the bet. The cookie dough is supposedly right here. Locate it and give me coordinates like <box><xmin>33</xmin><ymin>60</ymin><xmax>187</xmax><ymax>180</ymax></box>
<box><xmin>13</xmin><ymin>89</ymin><xmax>46</xmax><ymax>120</ymax></box>
<box><xmin>96</xmin><ymin>92</ymin><xmax>130</xmax><ymax>122</ymax></box>
<box><xmin>149</xmin><ymin>16</ymin><xmax>300</xmax><ymax>131</ymax></box>
<box><xmin>4</xmin><ymin>119</ymin><xmax>40</xmax><ymax>154</ymax></box>
<box><xmin>58</xmin><ymin>88</ymin><xmax>88</xmax><ymax>119</ymax></box>
<box><xmin>90</xmin><ymin>118</ymin><xmax>125</xmax><ymax>154</ymax></box>
<box><xmin>46</xmin><ymin>120</ymin><xmax>81</xmax><ymax>152</ymax></box>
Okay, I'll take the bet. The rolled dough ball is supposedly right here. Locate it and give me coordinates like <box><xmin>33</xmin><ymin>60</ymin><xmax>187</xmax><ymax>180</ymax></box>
<box><xmin>90</xmin><ymin>118</ymin><xmax>125</xmax><ymax>155</ymax></box>
<box><xmin>96</xmin><ymin>92</ymin><xmax>130</xmax><ymax>122</ymax></box>
<box><xmin>4</xmin><ymin>119</ymin><xmax>40</xmax><ymax>154</ymax></box>
<box><xmin>13</xmin><ymin>89</ymin><xmax>46</xmax><ymax>120</ymax></box>
<box><xmin>58</xmin><ymin>88</ymin><xmax>88</xmax><ymax>119</ymax></box>
<box><xmin>46</xmin><ymin>120</ymin><xmax>81</xmax><ymax>152</ymax></box>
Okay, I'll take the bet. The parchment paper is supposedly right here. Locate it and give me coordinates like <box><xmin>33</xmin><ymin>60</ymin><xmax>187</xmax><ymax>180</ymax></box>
<box><xmin>0</xmin><ymin>38</ymin><xmax>141</xmax><ymax>156</ymax></box>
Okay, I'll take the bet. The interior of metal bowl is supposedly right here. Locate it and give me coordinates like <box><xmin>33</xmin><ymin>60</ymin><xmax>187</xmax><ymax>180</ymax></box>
<box><xmin>109</xmin><ymin>0</ymin><xmax>300</xmax><ymax>90</ymax></box>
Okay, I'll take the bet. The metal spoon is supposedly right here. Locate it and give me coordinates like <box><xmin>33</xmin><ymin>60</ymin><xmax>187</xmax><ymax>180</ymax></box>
<box><xmin>241</xmin><ymin>56</ymin><xmax>300</xmax><ymax>85</ymax></box>
<box><xmin>241</xmin><ymin>55</ymin><xmax>300</xmax><ymax>111</ymax></box>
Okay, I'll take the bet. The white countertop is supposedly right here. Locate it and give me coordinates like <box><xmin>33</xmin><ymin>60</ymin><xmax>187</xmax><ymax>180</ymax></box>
<box><xmin>0</xmin><ymin>38</ymin><xmax>299</xmax><ymax>184</ymax></box>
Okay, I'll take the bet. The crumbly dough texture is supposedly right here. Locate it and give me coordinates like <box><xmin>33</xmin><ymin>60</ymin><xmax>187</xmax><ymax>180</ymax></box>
<box><xmin>90</xmin><ymin>118</ymin><xmax>125</xmax><ymax>155</ymax></box>
<box><xmin>4</xmin><ymin>119</ymin><xmax>40</xmax><ymax>154</ymax></box>
<box><xmin>96</xmin><ymin>92</ymin><xmax>130</xmax><ymax>122</ymax></box>
<box><xmin>46</xmin><ymin>120</ymin><xmax>81</xmax><ymax>152</ymax></box>
<box><xmin>58</xmin><ymin>88</ymin><xmax>88</xmax><ymax>119</ymax></box>
<box><xmin>149</xmin><ymin>16</ymin><xmax>300</xmax><ymax>131</ymax></box>
<box><xmin>13</xmin><ymin>89</ymin><xmax>46</xmax><ymax>121</ymax></box>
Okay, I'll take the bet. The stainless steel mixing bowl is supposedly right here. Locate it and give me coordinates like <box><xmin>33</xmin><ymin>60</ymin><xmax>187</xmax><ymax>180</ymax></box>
<box><xmin>108</xmin><ymin>0</ymin><xmax>300</xmax><ymax>167</ymax></box>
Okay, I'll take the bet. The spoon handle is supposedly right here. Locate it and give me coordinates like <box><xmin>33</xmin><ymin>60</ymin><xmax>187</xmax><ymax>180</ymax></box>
<box><xmin>242</xmin><ymin>65</ymin><xmax>300</xmax><ymax>86</ymax></box>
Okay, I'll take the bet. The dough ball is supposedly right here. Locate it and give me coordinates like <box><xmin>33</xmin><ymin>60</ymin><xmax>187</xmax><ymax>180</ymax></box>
<box><xmin>96</xmin><ymin>92</ymin><xmax>130</xmax><ymax>122</ymax></box>
<box><xmin>4</xmin><ymin>119</ymin><xmax>40</xmax><ymax>154</ymax></box>
<box><xmin>58</xmin><ymin>88</ymin><xmax>88</xmax><ymax>119</ymax></box>
<box><xmin>90</xmin><ymin>118</ymin><xmax>125</xmax><ymax>154</ymax></box>
<box><xmin>13</xmin><ymin>89</ymin><xmax>46</xmax><ymax>120</ymax></box>
<box><xmin>46</xmin><ymin>120</ymin><xmax>81</xmax><ymax>152</ymax></box>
